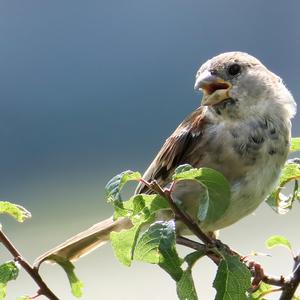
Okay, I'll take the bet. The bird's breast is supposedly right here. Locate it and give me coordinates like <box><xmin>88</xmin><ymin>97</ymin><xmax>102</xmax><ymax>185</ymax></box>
<box><xmin>197</xmin><ymin>115</ymin><xmax>290</xmax><ymax>231</ymax></box>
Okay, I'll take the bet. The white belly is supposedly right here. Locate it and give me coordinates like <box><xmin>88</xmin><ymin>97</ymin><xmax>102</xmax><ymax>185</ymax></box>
<box><xmin>197</xmin><ymin>118</ymin><xmax>290</xmax><ymax>232</ymax></box>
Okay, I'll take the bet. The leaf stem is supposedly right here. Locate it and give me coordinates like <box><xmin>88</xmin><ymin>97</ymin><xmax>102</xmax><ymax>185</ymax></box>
<box><xmin>0</xmin><ymin>229</ymin><xmax>59</xmax><ymax>300</ymax></box>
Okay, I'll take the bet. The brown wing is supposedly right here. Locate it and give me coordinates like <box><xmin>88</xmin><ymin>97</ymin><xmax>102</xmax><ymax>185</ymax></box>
<box><xmin>135</xmin><ymin>106</ymin><xmax>209</xmax><ymax>194</ymax></box>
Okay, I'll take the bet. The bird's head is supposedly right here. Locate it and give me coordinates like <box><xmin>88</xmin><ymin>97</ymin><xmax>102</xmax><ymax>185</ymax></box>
<box><xmin>194</xmin><ymin>52</ymin><xmax>296</xmax><ymax>120</ymax></box>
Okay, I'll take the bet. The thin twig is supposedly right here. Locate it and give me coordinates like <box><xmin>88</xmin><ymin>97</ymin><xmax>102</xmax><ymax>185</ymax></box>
<box><xmin>279</xmin><ymin>250</ymin><xmax>300</xmax><ymax>300</ymax></box>
<box><xmin>176</xmin><ymin>236</ymin><xmax>207</xmax><ymax>252</ymax></box>
<box><xmin>176</xmin><ymin>236</ymin><xmax>220</xmax><ymax>265</ymax></box>
<box><xmin>0</xmin><ymin>230</ymin><xmax>59</xmax><ymax>300</ymax></box>
<box><xmin>262</xmin><ymin>274</ymin><xmax>286</xmax><ymax>287</ymax></box>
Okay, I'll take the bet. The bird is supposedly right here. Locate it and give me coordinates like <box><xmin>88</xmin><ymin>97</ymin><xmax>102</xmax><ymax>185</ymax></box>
<box><xmin>35</xmin><ymin>51</ymin><xmax>296</xmax><ymax>266</ymax></box>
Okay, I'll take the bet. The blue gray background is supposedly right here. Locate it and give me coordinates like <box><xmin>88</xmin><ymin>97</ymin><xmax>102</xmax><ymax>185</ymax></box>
<box><xmin>0</xmin><ymin>1</ymin><xmax>299</xmax><ymax>299</ymax></box>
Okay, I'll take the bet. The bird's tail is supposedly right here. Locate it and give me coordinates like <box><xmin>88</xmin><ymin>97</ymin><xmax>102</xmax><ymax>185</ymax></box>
<box><xmin>34</xmin><ymin>216</ymin><xmax>133</xmax><ymax>267</ymax></box>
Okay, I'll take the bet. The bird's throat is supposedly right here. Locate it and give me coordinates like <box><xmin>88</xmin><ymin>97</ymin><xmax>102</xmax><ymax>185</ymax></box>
<box><xmin>212</xmin><ymin>98</ymin><xmax>239</xmax><ymax>119</ymax></box>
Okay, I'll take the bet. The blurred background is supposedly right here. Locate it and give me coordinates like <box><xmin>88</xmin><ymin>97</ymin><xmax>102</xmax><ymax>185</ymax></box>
<box><xmin>0</xmin><ymin>0</ymin><xmax>299</xmax><ymax>299</ymax></box>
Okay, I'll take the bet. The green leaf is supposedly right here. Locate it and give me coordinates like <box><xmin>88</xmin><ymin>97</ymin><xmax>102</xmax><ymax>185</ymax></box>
<box><xmin>172</xmin><ymin>166</ymin><xmax>231</xmax><ymax>226</ymax></box>
<box><xmin>176</xmin><ymin>269</ymin><xmax>198</xmax><ymax>300</ymax></box>
<box><xmin>113</xmin><ymin>194</ymin><xmax>169</xmax><ymax>222</ymax></box>
<box><xmin>213</xmin><ymin>255</ymin><xmax>251</xmax><ymax>300</ymax></box>
<box><xmin>16</xmin><ymin>297</ymin><xmax>30</xmax><ymax>300</ymax></box>
<box><xmin>111</xmin><ymin>194</ymin><xmax>170</xmax><ymax>267</ymax></box>
<box><xmin>174</xmin><ymin>164</ymin><xmax>194</xmax><ymax>174</ymax></box>
<box><xmin>251</xmin><ymin>282</ymin><xmax>273</xmax><ymax>300</ymax></box>
<box><xmin>112</xmin><ymin>194</ymin><xmax>144</xmax><ymax>219</ymax></box>
<box><xmin>171</xmin><ymin>179</ymin><xmax>209</xmax><ymax>222</ymax></box>
<box><xmin>176</xmin><ymin>250</ymin><xmax>205</xmax><ymax>300</ymax></box>
<box><xmin>0</xmin><ymin>202</ymin><xmax>31</xmax><ymax>222</ymax></box>
<box><xmin>183</xmin><ymin>250</ymin><xmax>206</xmax><ymax>269</ymax></box>
<box><xmin>110</xmin><ymin>224</ymin><xmax>141</xmax><ymax>266</ymax></box>
<box><xmin>265</xmin><ymin>235</ymin><xmax>292</xmax><ymax>251</ymax></box>
<box><xmin>0</xmin><ymin>261</ymin><xmax>19</xmax><ymax>300</ymax></box>
<box><xmin>105</xmin><ymin>170</ymin><xmax>141</xmax><ymax>203</ymax></box>
<box><xmin>278</xmin><ymin>160</ymin><xmax>300</xmax><ymax>185</ymax></box>
<box><xmin>0</xmin><ymin>261</ymin><xmax>19</xmax><ymax>283</ymax></box>
<box><xmin>142</xmin><ymin>194</ymin><xmax>170</xmax><ymax>215</ymax></box>
<box><xmin>134</xmin><ymin>220</ymin><xmax>183</xmax><ymax>281</ymax></box>
<box><xmin>290</xmin><ymin>138</ymin><xmax>300</xmax><ymax>153</ymax></box>
<box><xmin>46</xmin><ymin>255</ymin><xmax>83</xmax><ymax>298</ymax></box>
<box><xmin>0</xmin><ymin>283</ymin><xmax>6</xmax><ymax>300</ymax></box>
<box><xmin>266</xmin><ymin>160</ymin><xmax>300</xmax><ymax>214</ymax></box>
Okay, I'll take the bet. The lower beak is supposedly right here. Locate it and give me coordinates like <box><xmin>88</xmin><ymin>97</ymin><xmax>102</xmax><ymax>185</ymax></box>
<box><xmin>194</xmin><ymin>70</ymin><xmax>232</xmax><ymax>106</ymax></box>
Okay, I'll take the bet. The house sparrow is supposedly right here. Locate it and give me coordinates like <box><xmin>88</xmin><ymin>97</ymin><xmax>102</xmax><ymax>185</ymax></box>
<box><xmin>35</xmin><ymin>52</ymin><xmax>296</xmax><ymax>265</ymax></box>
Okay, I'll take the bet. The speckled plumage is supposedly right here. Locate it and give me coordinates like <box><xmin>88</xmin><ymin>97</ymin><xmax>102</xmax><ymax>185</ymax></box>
<box><xmin>36</xmin><ymin>52</ymin><xmax>296</xmax><ymax>264</ymax></box>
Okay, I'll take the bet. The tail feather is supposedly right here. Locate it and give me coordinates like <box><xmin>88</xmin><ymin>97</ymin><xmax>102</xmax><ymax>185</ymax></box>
<box><xmin>34</xmin><ymin>216</ymin><xmax>132</xmax><ymax>267</ymax></box>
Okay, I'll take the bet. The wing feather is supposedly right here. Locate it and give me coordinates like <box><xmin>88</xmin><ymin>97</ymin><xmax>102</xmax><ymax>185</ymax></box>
<box><xmin>135</xmin><ymin>106</ymin><xmax>208</xmax><ymax>194</ymax></box>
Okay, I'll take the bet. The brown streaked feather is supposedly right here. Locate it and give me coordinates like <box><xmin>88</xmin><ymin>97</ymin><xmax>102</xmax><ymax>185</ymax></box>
<box><xmin>34</xmin><ymin>217</ymin><xmax>132</xmax><ymax>266</ymax></box>
<box><xmin>135</xmin><ymin>106</ymin><xmax>208</xmax><ymax>194</ymax></box>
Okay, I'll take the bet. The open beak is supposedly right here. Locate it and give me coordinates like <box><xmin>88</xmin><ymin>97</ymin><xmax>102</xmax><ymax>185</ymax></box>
<box><xmin>194</xmin><ymin>70</ymin><xmax>232</xmax><ymax>106</ymax></box>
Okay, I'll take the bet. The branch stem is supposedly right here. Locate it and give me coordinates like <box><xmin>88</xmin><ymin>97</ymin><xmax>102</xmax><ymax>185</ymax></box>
<box><xmin>0</xmin><ymin>229</ymin><xmax>59</xmax><ymax>300</ymax></box>
<box><xmin>279</xmin><ymin>250</ymin><xmax>300</xmax><ymax>300</ymax></box>
<box><xmin>176</xmin><ymin>236</ymin><xmax>220</xmax><ymax>265</ymax></box>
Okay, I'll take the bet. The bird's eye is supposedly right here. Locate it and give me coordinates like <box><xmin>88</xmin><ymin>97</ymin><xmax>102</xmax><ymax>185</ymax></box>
<box><xmin>227</xmin><ymin>63</ymin><xmax>241</xmax><ymax>76</ymax></box>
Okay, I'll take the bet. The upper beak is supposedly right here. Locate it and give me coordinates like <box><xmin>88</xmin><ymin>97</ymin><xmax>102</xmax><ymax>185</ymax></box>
<box><xmin>194</xmin><ymin>70</ymin><xmax>232</xmax><ymax>106</ymax></box>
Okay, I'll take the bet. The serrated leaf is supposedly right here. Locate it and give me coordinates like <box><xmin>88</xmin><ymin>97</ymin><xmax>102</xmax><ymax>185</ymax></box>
<box><xmin>176</xmin><ymin>269</ymin><xmax>198</xmax><ymax>300</ymax></box>
<box><xmin>213</xmin><ymin>255</ymin><xmax>251</xmax><ymax>300</ymax></box>
<box><xmin>172</xmin><ymin>166</ymin><xmax>231</xmax><ymax>226</ymax></box>
<box><xmin>105</xmin><ymin>170</ymin><xmax>141</xmax><ymax>203</ymax></box>
<box><xmin>134</xmin><ymin>220</ymin><xmax>183</xmax><ymax>281</ymax></box>
<box><xmin>290</xmin><ymin>138</ymin><xmax>300</xmax><ymax>153</ymax></box>
<box><xmin>0</xmin><ymin>202</ymin><xmax>31</xmax><ymax>222</ymax></box>
<box><xmin>47</xmin><ymin>255</ymin><xmax>83</xmax><ymax>298</ymax></box>
<box><xmin>265</xmin><ymin>235</ymin><xmax>292</xmax><ymax>251</ymax></box>
<box><xmin>266</xmin><ymin>160</ymin><xmax>300</xmax><ymax>214</ymax></box>
<box><xmin>110</xmin><ymin>224</ymin><xmax>141</xmax><ymax>266</ymax></box>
